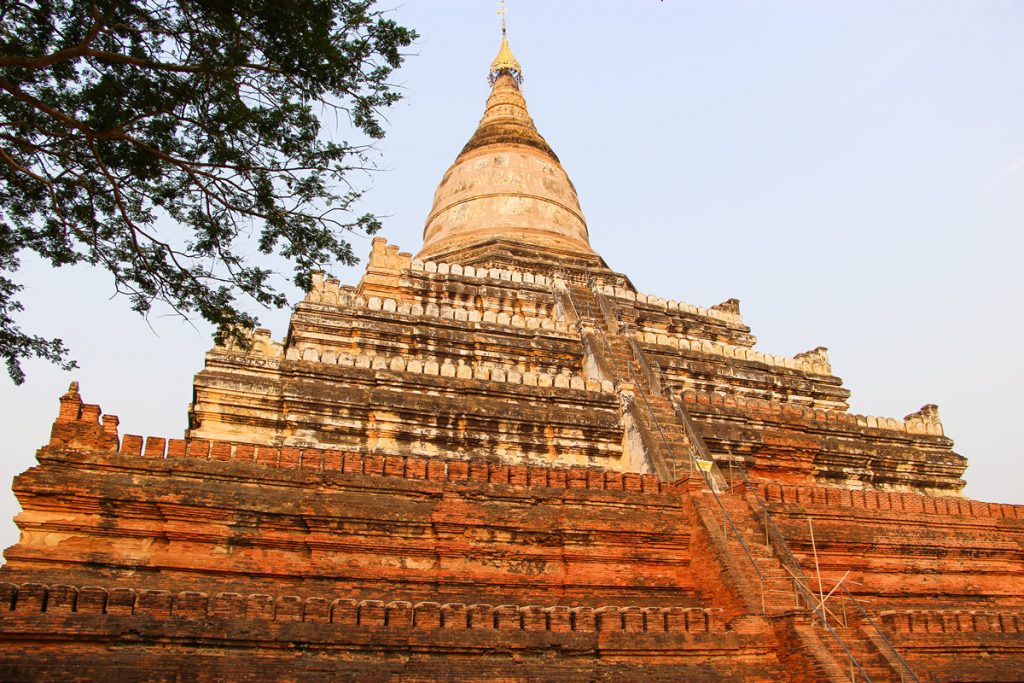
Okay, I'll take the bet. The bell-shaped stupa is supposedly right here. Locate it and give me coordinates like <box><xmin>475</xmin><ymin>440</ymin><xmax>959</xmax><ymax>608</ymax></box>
<box><xmin>417</xmin><ymin>31</ymin><xmax>593</xmax><ymax>260</ymax></box>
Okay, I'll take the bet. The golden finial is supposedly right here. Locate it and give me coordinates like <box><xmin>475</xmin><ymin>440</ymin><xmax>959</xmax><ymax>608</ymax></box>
<box><xmin>489</xmin><ymin>0</ymin><xmax>522</xmax><ymax>85</ymax></box>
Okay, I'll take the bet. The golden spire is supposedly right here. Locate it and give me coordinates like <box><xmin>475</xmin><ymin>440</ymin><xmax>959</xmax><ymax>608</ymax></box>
<box><xmin>489</xmin><ymin>1</ymin><xmax>522</xmax><ymax>85</ymax></box>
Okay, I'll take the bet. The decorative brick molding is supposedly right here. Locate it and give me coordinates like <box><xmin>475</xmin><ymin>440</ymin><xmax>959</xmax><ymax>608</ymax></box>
<box><xmin>47</xmin><ymin>385</ymin><xmax>671</xmax><ymax>495</ymax></box>
<box><xmin>757</xmin><ymin>482</ymin><xmax>1024</xmax><ymax>520</ymax></box>
<box><xmin>880</xmin><ymin>609</ymin><xmax>1023</xmax><ymax>635</ymax></box>
<box><xmin>279</xmin><ymin>347</ymin><xmax>614</xmax><ymax>393</ymax></box>
<box><xmin>680</xmin><ymin>387</ymin><xmax>945</xmax><ymax>437</ymax></box>
<box><xmin>0</xmin><ymin>583</ymin><xmax>724</xmax><ymax>635</ymax></box>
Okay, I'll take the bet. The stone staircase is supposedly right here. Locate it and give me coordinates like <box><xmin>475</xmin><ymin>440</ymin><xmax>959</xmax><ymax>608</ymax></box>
<box><xmin>570</xmin><ymin>282</ymin><xmax>915</xmax><ymax>682</ymax></box>
<box><xmin>608</xmin><ymin>336</ymin><xmax>696</xmax><ymax>474</ymax></box>
<box><xmin>824</xmin><ymin>619</ymin><xmax>903</xmax><ymax>682</ymax></box>
<box><xmin>714</xmin><ymin>488</ymin><xmax>908</xmax><ymax>681</ymax></box>
<box><xmin>714</xmin><ymin>491</ymin><xmax>802</xmax><ymax>615</ymax></box>
<box><xmin>726</xmin><ymin>490</ymin><xmax>911</xmax><ymax>681</ymax></box>
<box><xmin>569</xmin><ymin>283</ymin><xmax>695</xmax><ymax>477</ymax></box>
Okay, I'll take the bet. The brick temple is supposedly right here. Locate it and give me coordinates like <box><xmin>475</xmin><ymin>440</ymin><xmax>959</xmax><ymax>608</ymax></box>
<box><xmin>1</xmin><ymin>33</ymin><xmax>1021</xmax><ymax>682</ymax></box>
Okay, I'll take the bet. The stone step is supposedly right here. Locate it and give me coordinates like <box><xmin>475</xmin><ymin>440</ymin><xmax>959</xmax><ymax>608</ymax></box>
<box><xmin>729</xmin><ymin>542</ymin><xmax>776</xmax><ymax>561</ymax></box>
<box><xmin>822</xmin><ymin>639</ymin><xmax>893</xmax><ymax>680</ymax></box>
<box><xmin>724</xmin><ymin>529</ymin><xmax>771</xmax><ymax>547</ymax></box>
<box><xmin>725</xmin><ymin>543</ymin><xmax>788</xmax><ymax>572</ymax></box>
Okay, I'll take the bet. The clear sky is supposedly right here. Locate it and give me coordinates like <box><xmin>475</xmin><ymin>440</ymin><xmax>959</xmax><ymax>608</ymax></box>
<box><xmin>1</xmin><ymin>1</ymin><xmax>1022</xmax><ymax>553</ymax></box>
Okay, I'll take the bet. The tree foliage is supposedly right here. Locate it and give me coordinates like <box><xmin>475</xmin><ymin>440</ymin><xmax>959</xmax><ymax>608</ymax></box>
<box><xmin>0</xmin><ymin>0</ymin><xmax>416</xmax><ymax>383</ymax></box>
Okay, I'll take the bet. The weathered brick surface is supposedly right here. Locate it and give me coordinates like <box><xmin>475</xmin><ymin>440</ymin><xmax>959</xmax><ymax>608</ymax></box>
<box><xmin>5</xmin><ymin>417</ymin><xmax>1022</xmax><ymax>679</ymax></box>
<box><xmin>0</xmin><ymin>581</ymin><xmax>784</xmax><ymax>681</ymax></box>
<box><xmin>3</xmin><ymin>442</ymin><xmax>696</xmax><ymax>607</ymax></box>
<box><xmin>754</xmin><ymin>483</ymin><xmax>1024</xmax><ymax>612</ymax></box>
<box><xmin>0</xmin><ymin>59</ymin><xmax>1019</xmax><ymax>678</ymax></box>
<box><xmin>6</xmin><ymin>277</ymin><xmax>1021</xmax><ymax>681</ymax></box>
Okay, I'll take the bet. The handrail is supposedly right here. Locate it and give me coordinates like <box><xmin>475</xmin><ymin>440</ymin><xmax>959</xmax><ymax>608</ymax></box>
<box><xmin>716</xmin><ymin>428</ymin><xmax>917</xmax><ymax>679</ymax></box>
<box><xmin>591</xmin><ymin>289</ymin><xmax>772</xmax><ymax>596</ymax></box>
<box><xmin>607</xmin><ymin>295</ymin><xmax>875</xmax><ymax>680</ymax></box>
<box><xmin>624</xmin><ymin>331</ymin><xmax>663</xmax><ymax>395</ymax></box>
<box><xmin>734</xmin><ymin>471</ymin><xmax>919</xmax><ymax>680</ymax></box>
<box><xmin>661</xmin><ymin>384</ymin><xmax>731</xmax><ymax>493</ymax></box>
<box><xmin>839</xmin><ymin>584</ymin><xmax>921</xmax><ymax>683</ymax></box>
<box><xmin>655</xmin><ymin>345</ymin><xmax>918</xmax><ymax>675</ymax></box>
<box><xmin>587</xmin><ymin>283</ymin><xmax>907</xmax><ymax>680</ymax></box>
<box><xmin>494</xmin><ymin>273</ymin><xmax>905</xmax><ymax>679</ymax></box>
<box><xmin>592</xmin><ymin>282</ymin><xmax>620</xmax><ymax>334</ymax></box>
<box><xmin>839</xmin><ymin>581</ymin><xmax>929</xmax><ymax>683</ymax></box>
<box><xmin>745</xmin><ymin>457</ymin><xmax>921</xmax><ymax>681</ymax></box>
<box><xmin>596</xmin><ymin>303</ymin><xmax>685</xmax><ymax>483</ymax></box>
<box><xmin>552</xmin><ymin>272</ymin><xmax>584</xmax><ymax>325</ymax></box>
<box><xmin>589</xmin><ymin>286</ymin><xmax>691</xmax><ymax>480</ymax></box>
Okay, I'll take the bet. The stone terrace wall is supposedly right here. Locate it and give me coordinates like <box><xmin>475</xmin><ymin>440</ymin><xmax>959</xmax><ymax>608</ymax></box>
<box><xmin>753</xmin><ymin>482</ymin><xmax>1024</xmax><ymax>612</ymax></box>
<box><xmin>4</xmin><ymin>391</ymin><xmax>698</xmax><ymax>609</ymax></box>
<box><xmin>5</xmin><ymin>385</ymin><xmax>1024</xmax><ymax>680</ymax></box>
<box><xmin>189</xmin><ymin>242</ymin><xmax>633</xmax><ymax>470</ymax></box>
<box><xmin>878</xmin><ymin>609</ymin><xmax>1024</xmax><ymax>682</ymax></box>
<box><xmin>0</xmin><ymin>582</ymin><xmax>787</xmax><ymax>682</ymax></box>
<box><xmin>679</xmin><ymin>388</ymin><xmax>965</xmax><ymax>492</ymax></box>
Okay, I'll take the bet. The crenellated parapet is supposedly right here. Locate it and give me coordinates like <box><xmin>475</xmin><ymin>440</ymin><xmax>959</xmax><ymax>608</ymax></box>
<box><xmin>0</xmin><ymin>581</ymin><xmax>726</xmax><ymax>634</ymax></box>
<box><xmin>341</xmin><ymin>237</ymin><xmax>564</xmax><ymax>306</ymax></box>
<box><xmin>100</xmin><ymin>430</ymin><xmax>664</xmax><ymax>494</ymax></box>
<box><xmin>281</xmin><ymin>346</ymin><xmax>614</xmax><ymax>393</ymax></box>
<box><xmin>594</xmin><ymin>283</ymin><xmax>745</xmax><ymax>327</ymax></box>
<box><xmin>680</xmin><ymin>388</ymin><xmax>946</xmax><ymax>438</ymax></box>
<box><xmin>678</xmin><ymin>388</ymin><xmax>965</xmax><ymax>492</ymax></box>
<box><xmin>309</xmin><ymin>284</ymin><xmax>563</xmax><ymax>327</ymax></box>
<box><xmin>632</xmin><ymin>329</ymin><xmax>833</xmax><ymax>376</ymax></box>
<box><xmin>757</xmin><ymin>482</ymin><xmax>1023</xmax><ymax>519</ymax></box>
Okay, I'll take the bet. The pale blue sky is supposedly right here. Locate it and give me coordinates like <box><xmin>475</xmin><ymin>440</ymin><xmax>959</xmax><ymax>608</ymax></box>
<box><xmin>2</xmin><ymin>1</ymin><xmax>1022</xmax><ymax>552</ymax></box>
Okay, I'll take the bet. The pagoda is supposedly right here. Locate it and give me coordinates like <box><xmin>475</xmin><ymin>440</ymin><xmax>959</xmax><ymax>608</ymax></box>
<box><xmin>0</xmin><ymin>31</ymin><xmax>1021</xmax><ymax>683</ymax></box>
